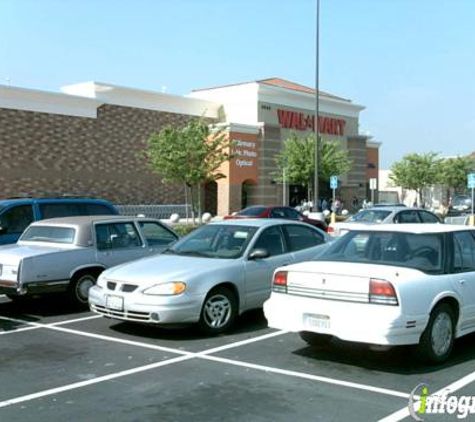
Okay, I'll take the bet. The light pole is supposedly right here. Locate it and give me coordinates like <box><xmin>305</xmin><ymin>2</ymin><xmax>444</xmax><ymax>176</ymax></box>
<box><xmin>313</xmin><ymin>0</ymin><xmax>320</xmax><ymax>211</ymax></box>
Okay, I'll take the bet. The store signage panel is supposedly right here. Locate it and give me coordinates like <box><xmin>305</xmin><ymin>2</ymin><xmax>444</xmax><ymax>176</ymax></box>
<box><xmin>277</xmin><ymin>109</ymin><xmax>346</xmax><ymax>136</ymax></box>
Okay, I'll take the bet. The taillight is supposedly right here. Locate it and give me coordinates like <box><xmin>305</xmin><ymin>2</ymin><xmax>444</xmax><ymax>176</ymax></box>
<box><xmin>369</xmin><ymin>278</ymin><xmax>398</xmax><ymax>306</ymax></box>
<box><xmin>327</xmin><ymin>226</ymin><xmax>335</xmax><ymax>234</ymax></box>
<box><xmin>273</xmin><ymin>271</ymin><xmax>288</xmax><ymax>293</ymax></box>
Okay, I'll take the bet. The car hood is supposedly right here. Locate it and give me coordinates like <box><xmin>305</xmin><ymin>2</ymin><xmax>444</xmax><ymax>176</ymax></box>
<box><xmin>0</xmin><ymin>243</ymin><xmax>70</xmax><ymax>266</ymax></box>
<box><xmin>102</xmin><ymin>253</ymin><xmax>237</xmax><ymax>285</ymax></box>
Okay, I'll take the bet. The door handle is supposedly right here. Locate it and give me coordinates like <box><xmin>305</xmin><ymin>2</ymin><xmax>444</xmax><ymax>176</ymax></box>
<box><xmin>459</xmin><ymin>279</ymin><xmax>466</xmax><ymax>285</ymax></box>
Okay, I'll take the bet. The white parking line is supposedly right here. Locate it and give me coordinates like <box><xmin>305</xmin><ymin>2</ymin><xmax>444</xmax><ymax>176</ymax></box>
<box><xmin>379</xmin><ymin>369</ymin><xmax>475</xmax><ymax>421</ymax></box>
<box><xmin>0</xmin><ymin>355</ymin><xmax>193</xmax><ymax>409</ymax></box>
<box><xmin>202</xmin><ymin>355</ymin><xmax>411</xmax><ymax>399</ymax></box>
<box><xmin>0</xmin><ymin>315</ymin><xmax>102</xmax><ymax>335</ymax></box>
<box><xmin>0</xmin><ymin>314</ymin><xmax>413</xmax><ymax>409</ymax></box>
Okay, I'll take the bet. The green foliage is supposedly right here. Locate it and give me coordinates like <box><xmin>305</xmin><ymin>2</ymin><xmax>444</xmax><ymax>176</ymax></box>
<box><xmin>439</xmin><ymin>156</ymin><xmax>475</xmax><ymax>192</ymax></box>
<box><xmin>390</xmin><ymin>152</ymin><xmax>442</xmax><ymax>199</ymax></box>
<box><xmin>274</xmin><ymin>132</ymin><xmax>352</xmax><ymax>189</ymax></box>
<box><xmin>143</xmin><ymin>118</ymin><xmax>234</xmax><ymax>219</ymax></box>
<box><xmin>144</xmin><ymin>118</ymin><xmax>232</xmax><ymax>186</ymax></box>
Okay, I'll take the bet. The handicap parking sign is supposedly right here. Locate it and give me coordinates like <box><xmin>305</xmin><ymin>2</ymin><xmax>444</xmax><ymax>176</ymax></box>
<box><xmin>468</xmin><ymin>173</ymin><xmax>475</xmax><ymax>189</ymax></box>
<box><xmin>330</xmin><ymin>176</ymin><xmax>338</xmax><ymax>189</ymax></box>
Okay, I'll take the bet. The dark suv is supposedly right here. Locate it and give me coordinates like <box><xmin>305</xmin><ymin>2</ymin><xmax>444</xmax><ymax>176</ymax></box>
<box><xmin>0</xmin><ymin>197</ymin><xmax>118</xmax><ymax>245</ymax></box>
<box><xmin>447</xmin><ymin>194</ymin><xmax>472</xmax><ymax>216</ymax></box>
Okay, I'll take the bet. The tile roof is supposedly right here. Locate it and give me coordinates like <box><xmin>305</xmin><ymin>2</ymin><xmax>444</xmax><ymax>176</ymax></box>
<box><xmin>192</xmin><ymin>77</ymin><xmax>350</xmax><ymax>102</ymax></box>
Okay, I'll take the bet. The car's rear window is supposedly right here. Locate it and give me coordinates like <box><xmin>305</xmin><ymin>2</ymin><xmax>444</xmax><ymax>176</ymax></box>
<box><xmin>21</xmin><ymin>226</ymin><xmax>76</xmax><ymax>244</ymax></box>
<box><xmin>317</xmin><ymin>230</ymin><xmax>443</xmax><ymax>274</ymax></box>
<box><xmin>348</xmin><ymin>209</ymin><xmax>392</xmax><ymax>223</ymax></box>
<box><xmin>237</xmin><ymin>206</ymin><xmax>267</xmax><ymax>217</ymax></box>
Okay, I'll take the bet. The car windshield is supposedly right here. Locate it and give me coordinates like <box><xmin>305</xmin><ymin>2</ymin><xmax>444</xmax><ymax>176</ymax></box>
<box><xmin>21</xmin><ymin>226</ymin><xmax>76</xmax><ymax>244</ymax></box>
<box><xmin>167</xmin><ymin>224</ymin><xmax>257</xmax><ymax>259</ymax></box>
<box><xmin>453</xmin><ymin>196</ymin><xmax>471</xmax><ymax>207</ymax></box>
<box><xmin>316</xmin><ymin>230</ymin><xmax>444</xmax><ymax>274</ymax></box>
<box><xmin>236</xmin><ymin>206</ymin><xmax>267</xmax><ymax>217</ymax></box>
<box><xmin>348</xmin><ymin>209</ymin><xmax>392</xmax><ymax>223</ymax></box>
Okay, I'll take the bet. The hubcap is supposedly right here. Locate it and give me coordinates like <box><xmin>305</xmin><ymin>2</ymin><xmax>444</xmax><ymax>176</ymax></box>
<box><xmin>77</xmin><ymin>276</ymin><xmax>95</xmax><ymax>302</ymax></box>
<box><xmin>203</xmin><ymin>294</ymin><xmax>231</xmax><ymax>329</ymax></box>
<box><xmin>431</xmin><ymin>311</ymin><xmax>453</xmax><ymax>357</ymax></box>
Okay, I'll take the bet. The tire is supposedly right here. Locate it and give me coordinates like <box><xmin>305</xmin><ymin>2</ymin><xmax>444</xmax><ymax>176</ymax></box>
<box><xmin>198</xmin><ymin>286</ymin><xmax>237</xmax><ymax>335</ymax></box>
<box><xmin>69</xmin><ymin>272</ymin><xmax>97</xmax><ymax>306</ymax></box>
<box><xmin>6</xmin><ymin>294</ymin><xmax>29</xmax><ymax>303</ymax></box>
<box><xmin>299</xmin><ymin>331</ymin><xmax>333</xmax><ymax>347</ymax></box>
<box><xmin>416</xmin><ymin>303</ymin><xmax>455</xmax><ymax>364</ymax></box>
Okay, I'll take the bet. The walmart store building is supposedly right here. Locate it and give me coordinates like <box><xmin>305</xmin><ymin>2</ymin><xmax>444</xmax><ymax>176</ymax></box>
<box><xmin>0</xmin><ymin>78</ymin><xmax>380</xmax><ymax>216</ymax></box>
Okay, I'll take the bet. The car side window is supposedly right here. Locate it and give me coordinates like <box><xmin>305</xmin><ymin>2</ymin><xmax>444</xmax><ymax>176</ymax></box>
<box><xmin>282</xmin><ymin>208</ymin><xmax>300</xmax><ymax>219</ymax></box>
<box><xmin>39</xmin><ymin>203</ymin><xmax>82</xmax><ymax>219</ymax></box>
<box><xmin>419</xmin><ymin>211</ymin><xmax>440</xmax><ymax>223</ymax></box>
<box><xmin>95</xmin><ymin>222</ymin><xmax>142</xmax><ymax>250</ymax></box>
<box><xmin>270</xmin><ymin>208</ymin><xmax>286</xmax><ymax>219</ymax></box>
<box><xmin>138</xmin><ymin>222</ymin><xmax>177</xmax><ymax>246</ymax></box>
<box><xmin>252</xmin><ymin>226</ymin><xmax>285</xmax><ymax>257</ymax></box>
<box><xmin>83</xmin><ymin>204</ymin><xmax>116</xmax><ymax>215</ymax></box>
<box><xmin>0</xmin><ymin>205</ymin><xmax>34</xmax><ymax>234</ymax></box>
<box><xmin>395</xmin><ymin>210</ymin><xmax>420</xmax><ymax>223</ymax></box>
<box><xmin>453</xmin><ymin>231</ymin><xmax>475</xmax><ymax>272</ymax></box>
<box><xmin>283</xmin><ymin>225</ymin><xmax>325</xmax><ymax>252</ymax></box>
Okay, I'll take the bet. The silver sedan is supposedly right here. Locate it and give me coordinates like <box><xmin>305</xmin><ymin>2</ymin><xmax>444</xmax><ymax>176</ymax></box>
<box><xmin>89</xmin><ymin>219</ymin><xmax>331</xmax><ymax>334</ymax></box>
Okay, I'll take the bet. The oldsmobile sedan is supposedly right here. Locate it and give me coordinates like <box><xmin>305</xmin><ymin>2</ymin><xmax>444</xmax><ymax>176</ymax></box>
<box><xmin>89</xmin><ymin>219</ymin><xmax>331</xmax><ymax>334</ymax></box>
<box><xmin>264</xmin><ymin>224</ymin><xmax>475</xmax><ymax>363</ymax></box>
<box><xmin>0</xmin><ymin>215</ymin><xmax>178</xmax><ymax>305</ymax></box>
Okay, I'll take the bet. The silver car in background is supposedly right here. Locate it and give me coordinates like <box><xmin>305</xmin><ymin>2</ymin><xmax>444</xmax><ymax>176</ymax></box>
<box><xmin>89</xmin><ymin>219</ymin><xmax>331</xmax><ymax>334</ymax></box>
<box><xmin>0</xmin><ymin>215</ymin><xmax>179</xmax><ymax>305</ymax></box>
<box><xmin>329</xmin><ymin>206</ymin><xmax>442</xmax><ymax>237</ymax></box>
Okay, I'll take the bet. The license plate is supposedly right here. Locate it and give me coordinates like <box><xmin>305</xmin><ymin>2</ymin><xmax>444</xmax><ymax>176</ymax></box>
<box><xmin>106</xmin><ymin>295</ymin><xmax>124</xmax><ymax>310</ymax></box>
<box><xmin>304</xmin><ymin>313</ymin><xmax>330</xmax><ymax>330</ymax></box>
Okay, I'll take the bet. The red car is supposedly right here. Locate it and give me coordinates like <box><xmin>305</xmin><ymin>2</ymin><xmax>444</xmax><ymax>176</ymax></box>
<box><xmin>224</xmin><ymin>206</ymin><xmax>328</xmax><ymax>232</ymax></box>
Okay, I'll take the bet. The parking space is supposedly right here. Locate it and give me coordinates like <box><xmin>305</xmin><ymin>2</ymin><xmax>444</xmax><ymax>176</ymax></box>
<box><xmin>1</xmin><ymin>295</ymin><xmax>475</xmax><ymax>421</ymax></box>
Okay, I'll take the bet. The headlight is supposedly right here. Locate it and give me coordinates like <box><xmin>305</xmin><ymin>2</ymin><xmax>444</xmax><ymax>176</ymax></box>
<box><xmin>96</xmin><ymin>273</ymin><xmax>106</xmax><ymax>288</ymax></box>
<box><xmin>143</xmin><ymin>282</ymin><xmax>186</xmax><ymax>296</ymax></box>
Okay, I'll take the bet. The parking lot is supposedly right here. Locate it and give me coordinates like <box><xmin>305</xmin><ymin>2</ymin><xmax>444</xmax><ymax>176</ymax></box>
<box><xmin>1</xmin><ymin>294</ymin><xmax>475</xmax><ymax>421</ymax></box>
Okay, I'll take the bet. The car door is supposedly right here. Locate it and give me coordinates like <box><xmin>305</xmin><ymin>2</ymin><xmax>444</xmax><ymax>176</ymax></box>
<box><xmin>451</xmin><ymin>231</ymin><xmax>475</xmax><ymax>331</ymax></box>
<box><xmin>243</xmin><ymin>225</ymin><xmax>292</xmax><ymax>308</ymax></box>
<box><xmin>95</xmin><ymin>221</ymin><xmax>146</xmax><ymax>267</ymax></box>
<box><xmin>282</xmin><ymin>224</ymin><xmax>327</xmax><ymax>262</ymax></box>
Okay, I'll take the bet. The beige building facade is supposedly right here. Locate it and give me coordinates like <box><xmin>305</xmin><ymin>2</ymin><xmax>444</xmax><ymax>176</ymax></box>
<box><xmin>0</xmin><ymin>78</ymin><xmax>380</xmax><ymax>215</ymax></box>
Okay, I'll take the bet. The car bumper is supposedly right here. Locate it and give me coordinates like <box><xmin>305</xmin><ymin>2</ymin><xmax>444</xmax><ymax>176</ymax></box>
<box><xmin>88</xmin><ymin>285</ymin><xmax>204</xmax><ymax>325</ymax></box>
<box><xmin>263</xmin><ymin>293</ymin><xmax>427</xmax><ymax>346</ymax></box>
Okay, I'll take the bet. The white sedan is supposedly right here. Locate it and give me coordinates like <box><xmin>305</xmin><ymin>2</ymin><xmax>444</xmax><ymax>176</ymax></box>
<box><xmin>264</xmin><ymin>224</ymin><xmax>475</xmax><ymax>363</ymax></box>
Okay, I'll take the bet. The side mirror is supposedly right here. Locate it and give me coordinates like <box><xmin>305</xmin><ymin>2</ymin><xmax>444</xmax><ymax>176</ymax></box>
<box><xmin>248</xmin><ymin>248</ymin><xmax>269</xmax><ymax>260</ymax></box>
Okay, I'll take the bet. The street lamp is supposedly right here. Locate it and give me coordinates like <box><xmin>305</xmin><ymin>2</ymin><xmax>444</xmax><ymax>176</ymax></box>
<box><xmin>314</xmin><ymin>0</ymin><xmax>320</xmax><ymax>211</ymax></box>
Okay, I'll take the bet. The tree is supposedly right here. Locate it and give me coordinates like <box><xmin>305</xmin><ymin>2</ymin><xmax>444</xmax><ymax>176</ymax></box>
<box><xmin>274</xmin><ymin>132</ymin><xmax>352</xmax><ymax>200</ymax></box>
<box><xmin>438</xmin><ymin>155</ymin><xmax>475</xmax><ymax>193</ymax></box>
<box><xmin>143</xmin><ymin>118</ymin><xmax>234</xmax><ymax>221</ymax></box>
<box><xmin>389</xmin><ymin>152</ymin><xmax>442</xmax><ymax>205</ymax></box>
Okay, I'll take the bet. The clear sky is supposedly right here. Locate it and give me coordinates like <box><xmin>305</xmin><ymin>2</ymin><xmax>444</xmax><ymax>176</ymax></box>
<box><xmin>1</xmin><ymin>0</ymin><xmax>474</xmax><ymax>168</ymax></box>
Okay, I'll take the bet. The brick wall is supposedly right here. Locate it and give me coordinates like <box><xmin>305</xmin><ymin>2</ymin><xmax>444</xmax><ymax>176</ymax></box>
<box><xmin>0</xmin><ymin>105</ymin><xmax>198</xmax><ymax>204</ymax></box>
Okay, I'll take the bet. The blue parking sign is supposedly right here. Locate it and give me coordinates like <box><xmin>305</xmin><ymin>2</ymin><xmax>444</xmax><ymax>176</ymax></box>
<box><xmin>468</xmin><ymin>173</ymin><xmax>475</xmax><ymax>189</ymax></box>
<box><xmin>330</xmin><ymin>175</ymin><xmax>338</xmax><ymax>189</ymax></box>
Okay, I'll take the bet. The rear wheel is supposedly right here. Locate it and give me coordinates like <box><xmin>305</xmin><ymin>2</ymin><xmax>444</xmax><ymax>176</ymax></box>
<box><xmin>416</xmin><ymin>303</ymin><xmax>455</xmax><ymax>363</ymax></box>
<box><xmin>198</xmin><ymin>286</ymin><xmax>237</xmax><ymax>335</ymax></box>
<box><xmin>69</xmin><ymin>272</ymin><xmax>98</xmax><ymax>306</ymax></box>
<box><xmin>299</xmin><ymin>331</ymin><xmax>333</xmax><ymax>346</ymax></box>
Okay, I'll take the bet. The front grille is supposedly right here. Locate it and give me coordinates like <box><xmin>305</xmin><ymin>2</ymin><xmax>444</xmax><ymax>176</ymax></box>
<box><xmin>122</xmin><ymin>284</ymin><xmax>138</xmax><ymax>293</ymax></box>
<box><xmin>91</xmin><ymin>304</ymin><xmax>153</xmax><ymax>322</ymax></box>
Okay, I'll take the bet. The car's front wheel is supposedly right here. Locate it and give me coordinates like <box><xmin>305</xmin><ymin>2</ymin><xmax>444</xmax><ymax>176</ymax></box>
<box><xmin>416</xmin><ymin>303</ymin><xmax>455</xmax><ymax>363</ymax></box>
<box><xmin>198</xmin><ymin>286</ymin><xmax>237</xmax><ymax>335</ymax></box>
<box><xmin>299</xmin><ymin>331</ymin><xmax>333</xmax><ymax>347</ymax></box>
<box><xmin>69</xmin><ymin>272</ymin><xmax>98</xmax><ymax>306</ymax></box>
